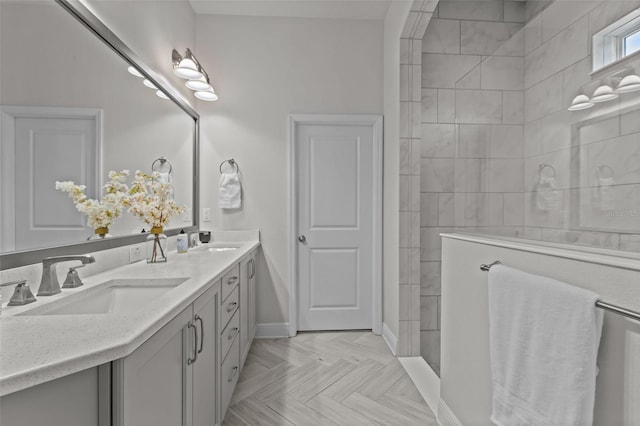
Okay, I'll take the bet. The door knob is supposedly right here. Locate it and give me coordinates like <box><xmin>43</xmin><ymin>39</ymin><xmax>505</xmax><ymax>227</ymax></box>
<box><xmin>298</xmin><ymin>235</ymin><xmax>306</xmax><ymax>243</ymax></box>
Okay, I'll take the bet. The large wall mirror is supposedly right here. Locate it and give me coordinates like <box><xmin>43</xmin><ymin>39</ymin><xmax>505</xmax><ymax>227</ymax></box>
<box><xmin>0</xmin><ymin>0</ymin><xmax>199</xmax><ymax>269</ymax></box>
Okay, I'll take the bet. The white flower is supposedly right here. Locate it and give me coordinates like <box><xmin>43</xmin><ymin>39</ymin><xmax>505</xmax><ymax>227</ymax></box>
<box><xmin>125</xmin><ymin>170</ymin><xmax>186</xmax><ymax>229</ymax></box>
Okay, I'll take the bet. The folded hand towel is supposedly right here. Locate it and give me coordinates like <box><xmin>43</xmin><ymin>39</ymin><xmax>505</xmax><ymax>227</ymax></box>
<box><xmin>488</xmin><ymin>265</ymin><xmax>603</xmax><ymax>426</ymax></box>
<box><xmin>219</xmin><ymin>172</ymin><xmax>241</xmax><ymax>209</ymax></box>
<box><xmin>592</xmin><ymin>176</ymin><xmax>616</xmax><ymax>212</ymax></box>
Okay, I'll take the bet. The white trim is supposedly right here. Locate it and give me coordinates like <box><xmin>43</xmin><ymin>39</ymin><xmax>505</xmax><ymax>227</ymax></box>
<box><xmin>0</xmin><ymin>106</ymin><xmax>103</xmax><ymax>252</ymax></box>
<box><xmin>438</xmin><ymin>399</ymin><xmax>463</xmax><ymax>426</ymax></box>
<box><xmin>398</xmin><ymin>357</ymin><xmax>441</xmax><ymax>418</ymax></box>
<box><xmin>254</xmin><ymin>322</ymin><xmax>290</xmax><ymax>338</ymax></box>
<box><xmin>441</xmin><ymin>232</ymin><xmax>640</xmax><ymax>272</ymax></box>
<box><xmin>287</xmin><ymin>114</ymin><xmax>384</xmax><ymax>337</ymax></box>
<box><xmin>382</xmin><ymin>322</ymin><xmax>398</xmax><ymax>355</ymax></box>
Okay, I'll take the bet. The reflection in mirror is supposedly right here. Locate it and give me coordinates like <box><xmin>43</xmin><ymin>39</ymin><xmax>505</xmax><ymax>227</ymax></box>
<box><xmin>0</xmin><ymin>1</ymin><xmax>195</xmax><ymax>255</ymax></box>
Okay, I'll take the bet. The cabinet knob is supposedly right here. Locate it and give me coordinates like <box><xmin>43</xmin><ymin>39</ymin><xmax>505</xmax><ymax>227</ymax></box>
<box><xmin>298</xmin><ymin>235</ymin><xmax>306</xmax><ymax>243</ymax></box>
<box><xmin>227</xmin><ymin>301</ymin><xmax>238</xmax><ymax>313</ymax></box>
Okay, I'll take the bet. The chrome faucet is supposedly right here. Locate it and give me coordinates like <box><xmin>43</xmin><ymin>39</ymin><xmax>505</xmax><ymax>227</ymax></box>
<box><xmin>38</xmin><ymin>255</ymin><xmax>95</xmax><ymax>296</ymax></box>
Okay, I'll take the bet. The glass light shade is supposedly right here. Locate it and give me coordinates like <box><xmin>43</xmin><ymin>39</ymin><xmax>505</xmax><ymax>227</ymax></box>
<box><xmin>591</xmin><ymin>85</ymin><xmax>618</xmax><ymax>102</ymax></box>
<box><xmin>185</xmin><ymin>77</ymin><xmax>211</xmax><ymax>91</ymax></box>
<box><xmin>194</xmin><ymin>88</ymin><xmax>219</xmax><ymax>101</ymax></box>
<box><xmin>567</xmin><ymin>94</ymin><xmax>594</xmax><ymax>111</ymax></box>
<box><xmin>615</xmin><ymin>74</ymin><xmax>640</xmax><ymax>93</ymax></box>
<box><xmin>143</xmin><ymin>79</ymin><xmax>157</xmax><ymax>89</ymax></box>
<box><xmin>174</xmin><ymin>58</ymin><xmax>203</xmax><ymax>80</ymax></box>
<box><xmin>156</xmin><ymin>90</ymin><xmax>169</xmax><ymax>100</ymax></box>
<box><xmin>127</xmin><ymin>66</ymin><xmax>143</xmax><ymax>78</ymax></box>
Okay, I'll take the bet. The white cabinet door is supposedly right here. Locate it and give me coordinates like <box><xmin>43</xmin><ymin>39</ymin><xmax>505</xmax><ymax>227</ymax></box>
<box><xmin>115</xmin><ymin>307</ymin><xmax>191</xmax><ymax>426</ymax></box>
<box><xmin>239</xmin><ymin>256</ymin><xmax>250</xmax><ymax>365</ymax></box>
<box><xmin>192</xmin><ymin>286</ymin><xmax>218</xmax><ymax>426</ymax></box>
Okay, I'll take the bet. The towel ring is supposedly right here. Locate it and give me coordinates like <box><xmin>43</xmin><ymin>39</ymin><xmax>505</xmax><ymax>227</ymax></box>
<box><xmin>538</xmin><ymin>163</ymin><xmax>555</xmax><ymax>178</ymax></box>
<box><xmin>152</xmin><ymin>156</ymin><xmax>173</xmax><ymax>174</ymax></box>
<box><xmin>219</xmin><ymin>158</ymin><xmax>239</xmax><ymax>174</ymax></box>
<box><xmin>596</xmin><ymin>164</ymin><xmax>614</xmax><ymax>178</ymax></box>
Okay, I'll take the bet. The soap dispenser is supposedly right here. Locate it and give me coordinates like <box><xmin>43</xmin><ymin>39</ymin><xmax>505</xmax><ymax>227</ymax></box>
<box><xmin>177</xmin><ymin>229</ymin><xmax>188</xmax><ymax>253</ymax></box>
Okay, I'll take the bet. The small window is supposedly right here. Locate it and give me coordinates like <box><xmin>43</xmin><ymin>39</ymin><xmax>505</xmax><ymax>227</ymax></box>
<box><xmin>593</xmin><ymin>8</ymin><xmax>640</xmax><ymax>71</ymax></box>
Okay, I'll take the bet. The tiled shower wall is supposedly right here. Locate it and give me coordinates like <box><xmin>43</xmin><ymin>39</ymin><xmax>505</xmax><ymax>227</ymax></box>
<box><xmin>419</xmin><ymin>0</ymin><xmax>525</xmax><ymax>373</ymax></box>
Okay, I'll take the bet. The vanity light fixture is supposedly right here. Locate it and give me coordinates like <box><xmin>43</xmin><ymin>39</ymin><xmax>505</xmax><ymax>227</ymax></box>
<box><xmin>590</xmin><ymin>84</ymin><xmax>618</xmax><ymax>102</ymax></box>
<box><xmin>567</xmin><ymin>94</ymin><xmax>594</xmax><ymax>111</ymax></box>
<box><xmin>615</xmin><ymin>74</ymin><xmax>640</xmax><ymax>93</ymax></box>
<box><xmin>172</xmin><ymin>49</ymin><xmax>203</xmax><ymax>80</ymax></box>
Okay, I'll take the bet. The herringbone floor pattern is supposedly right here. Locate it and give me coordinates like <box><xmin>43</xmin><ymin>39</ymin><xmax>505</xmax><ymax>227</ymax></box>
<box><xmin>223</xmin><ymin>331</ymin><xmax>437</xmax><ymax>425</ymax></box>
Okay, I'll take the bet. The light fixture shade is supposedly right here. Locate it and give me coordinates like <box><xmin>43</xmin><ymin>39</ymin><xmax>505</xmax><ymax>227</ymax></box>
<box><xmin>156</xmin><ymin>90</ymin><xmax>169</xmax><ymax>100</ymax></box>
<box><xmin>143</xmin><ymin>79</ymin><xmax>157</xmax><ymax>89</ymax></box>
<box><xmin>615</xmin><ymin>74</ymin><xmax>640</xmax><ymax>93</ymax></box>
<box><xmin>591</xmin><ymin>84</ymin><xmax>618</xmax><ymax>102</ymax></box>
<box><xmin>185</xmin><ymin>76</ymin><xmax>211</xmax><ymax>91</ymax></box>
<box><xmin>127</xmin><ymin>66</ymin><xmax>143</xmax><ymax>78</ymax></box>
<box><xmin>174</xmin><ymin>58</ymin><xmax>203</xmax><ymax>79</ymax></box>
<box><xmin>568</xmin><ymin>94</ymin><xmax>594</xmax><ymax>111</ymax></box>
<box><xmin>195</xmin><ymin>88</ymin><xmax>219</xmax><ymax>101</ymax></box>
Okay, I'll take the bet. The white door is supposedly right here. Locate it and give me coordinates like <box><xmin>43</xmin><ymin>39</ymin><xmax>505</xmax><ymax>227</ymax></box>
<box><xmin>295</xmin><ymin>116</ymin><xmax>381</xmax><ymax>331</ymax></box>
<box><xmin>3</xmin><ymin>113</ymin><xmax>98</xmax><ymax>251</ymax></box>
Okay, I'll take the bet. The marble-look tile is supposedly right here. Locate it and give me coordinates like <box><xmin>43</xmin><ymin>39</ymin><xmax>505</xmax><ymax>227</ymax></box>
<box><xmin>400</xmin><ymin>38</ymin><xmax>411</xmax><ymax>65</ymax></box>
<box><xmin>541</xmin><ymin>0</ymin><xmax>597</xmax><ymax>43</ymax></box>
<box><xmin>579</xmin><ymin>115</ymin><xmax>620</xmax><ymax>146</ymax></box>
<box><xmin>504</xmin><ymin>1</ymin><xmax>525</xmax><ymax>22</ymax></box>
<box><xmin>411</xmin><ymin>175</ymin><xmax>421</xmax><ymax>211</ymax></box>
<box><xmin>422</xmin><ymin>53</ymin><xmax>481</xmax><ymax>89</ymax></box>
<box><xmin>456</xmin><ymin>66</ymin><xmax>481</xmax><ymax>89</ymax></box>
<box><xmin>503</xmin><ymin>193</ymin><xmax>524</xmax><ymax>226</ymax></box>
<box><xmin>586</xmin><ymin>134</ymin><xmax>640</xmax><ymax>186</ymax></box>
<box><xmin>464</xmin><ymin>193</ymin><xmax>504</xmax><ymax>226</ymax></box>
<box><xmin>420</xmin><ymin>261</ymin><xmax>441</xmax><ymax>296</ymax></box>
<box><xmin>410</xmin><ymin>212</ymin><xmax>421</xmax><ymax>248</ymax></box>
<box><xmin>421</xmin><ymin>193</ymin><xmax>439</xmax><ymax>226</ymax></box>
<box><xmin>399</xmin><ymin>248</ymin><xmax>410</xmax><ymax>284</ymax></box>
<box><xmin>525</xmin><ymin>0</ymin><xmax>552</xmax><ymax>22</ymax></box>
<box><xmin>523</xmin><ymin>191</ymin><xmax>566</xmax><ymax>228</ymax></box>
<box><xmin>400</xmin><ymin>101</ymin><xmax>411</xmax><ymax>138</ymax></box>
<box><xmin>421</xmin><ymin>158</ymin><xmax>455</xmax><ymax>192</ymax></box>
<box><xmin>420</xmin><ymin>331</ymin><xmax>441</xmax><ymax>367</ymax></box>
<box><xmin>421</xmin><ymin>124</ymin><xmax>455</xmax><ymax>157</ymax></box>
<box><xmin>575</xmin><ymin>184</ymin><xmax>640</xmax><ymax>232</ymax></box>
<box><xmin>409</xmin><ymin>248</ymin><xmax>421</xmax><ymax>284</ymax></box>
<box><xmin>524</xmin><ymin>72</ymin><xmax>564</xmax><ymax>122</ymax></box>
<box><xmin>438</xmin><ymin>89</ymin><xmax>456</xmax><ymax>123</ymax></box>
<box><xmin>481</xmin><ymin>56</ymin><xmax>524</xmax><ymax>90</ymax></box>
<box><xmin>422</xmin><ymin>88</ymin><xmax>438</xmax><ymax>123</ymax></box>
<box><xmin>438</xmin><ymin>0</ymin><xmax>504</xmax><ymax>21</ymax></box>
<box><xmin>461</xmin><ymin>21</ymin><xmax>523</xmax><ymax>56</ymax></box>
<box><xmin>412</xmin><ymin>65</ymin><xmax>422</xmax><ymax>102</ymax></box>
<box><xmin>454</xmin><ymin>193</ymin><xmax>466</xmax><ymax>226</ymax></box>
<box><xmin>524</xmin><ymin>119</ymin><xmax>543</xmax><ymax>158</ymax></box>
<box><xmin>562</xmin><ymin>57</ymin><xmax>591</xmax><ymax>113</ymax></box>
<box><xmin>524</xmin><ymin>16</ymin><xmax>588</xmax><ymax>89</ymax></box>
<box><xmin>491</xmin><ymin>29</ymin><xmax>524</xmax><ymax>57</ymax></box>
<box><xmin>524</xmin><ymin>15</ymin><xmax>542</xmax><ymax>56</ymax></box>
<box><xmin>458</xmin><ymin>124</ymin><xmax>490</xmax><ymax>158</ymax></box>
<box><xmin>481</xmin><ymin>159</ymin><xmax>524</xmax><ymax>192</ymax></box>
<box><xmin>522</xmin><ymin>226</ymin><xmax>543</xmax><ymax>240</ymax></box>
<box><xmin>400</xmin><ymin>284</ymin><xmax>421</xmax><ymax>320</ymax></box>
<box><xmin>541</xmin><ymin>110</ymin><xmax>572</xmax><ymax>153</ymax></box>
<box><xmin>412</xmin><ymin>38</ymin><xmax>423</xmax><ymax>66</ymax></box>
<box><xmin>401</xmin><ymin>12</ymin><xmax>420</xmax><ymax>39</ymax></box>
<box><xmin>490</xmin><ymin>125</ymin><xmax>524</xmax><ymax>158</ymax></box>
<box><xmin>420</xmin><ymin>296</ymin><xmax>439</xmax><ymax>330</ymax></box>
<box><xmin>455</xmin><ymin>159</ymin><xmax>482</xmax><ymax>192</ymax></box>
<box><xmin>621</xmin><ymin>108</ymin><xmax>640</xmax><ymax>136</ymax></box>
<box><xmin>401</xmin><ymin>65</ymin><xmax>410</xmax><ymax>101</ymax></box>
<box><xmin>400</xmin><ymin>138</ymin><xmax>411</xmax><ymax>175</ymax></box>
<box><xmin>397</xmin><ymin>321</ymin><xmax>412</xmax><ymax>356</ymax></box>
<box><xmin>400</xmin><ymin>175</ymin><xmax>412</xmax><ymax>211</ymax></box>
<box><xmin>422</xmin><ymin>19</ymin><xmax>460</xmax><ymax>54</ymax></box>
<box><xmin>411</xmin><ymin>139</ymin><xmax>422</xmax><ymax>175</ymax></box>
<box><xmin>415</xmin><ymin>12</ymin><xmax>434</xmax><ymax>40</ymax></box>
<box><xmin>438</xmin><ymin>193</ymin><xmax>455</xmax><ymax>226</ymax></box>
<box><xmin>620</xmin><ymin>234</ymin><xmax>640</xmax><ymax>252</ymax></box>
<box><xmin>400</xmin><ymin>212</ymin><xmax>411</xmax><ymax>248</ymax></box>
<box><xmin>523</xmin><ymin>148</ymin><xmax>571</xmax><ymax>191</ymax></box>
<box><xmin>412</xmin><ymin>101</ymin><xmax>422</xmax><ymax>139</ymax></box>
<box><xmin>410</xmin><ymin>320</ymin><xmax>421</xmax><ymax>355</ymax></box>
<box><xmin>503</xmin><ymin>91</ymin><xmax>524</xmax><ymax>124</ymax></box>
<box><xmin>420</xmin><ymin>227</ymin><xmax>452</xmax><ymax>261</ymax></box>
<box><xmin>456</xmin><ymin>90</ymin><xmax>503</xmax><ymax>124</ymax></box>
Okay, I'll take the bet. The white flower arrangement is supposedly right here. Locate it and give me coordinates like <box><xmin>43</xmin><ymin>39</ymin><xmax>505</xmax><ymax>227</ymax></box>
<box><xmin>55</xmin><ymin>170</ymin><xmax>130</xmax><ymax>232</ymax></box>
<box><xmin>125</xmin><ymin>170</ymin><xmax>186</xmax><ymax>231</ymax></box>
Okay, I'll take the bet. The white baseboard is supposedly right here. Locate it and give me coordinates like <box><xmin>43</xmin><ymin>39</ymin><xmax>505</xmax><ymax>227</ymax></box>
<box><xmin>398</xmin><ymin>357</ymin><xmax>440</xmax><ymax>418</ymax></box>
<box><xmin>438</xmin><ymin>398</ymin><xmax>462</xmax><ymax>426</ymax></box>
<box><xmin>382</xmin><ymin>322</ymin><xmax>397</xmax><ymax>355</ymax></box>
<box><xmin>255</xmin><ymin>322</ymin><xmax>290</xmax><ymax>338</ymax></box>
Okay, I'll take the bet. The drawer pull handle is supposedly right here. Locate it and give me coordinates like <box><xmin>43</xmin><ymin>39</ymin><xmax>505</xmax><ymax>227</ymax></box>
<box><xmin>227</xmin><ymin>276</ymin><xmax>238</xmax><ymax>286</ymax></box>
<box><xmin>187</xmin><ymin>321</ymin><xmax>198</xmax><ymax>365</ymax></box>
<box><xmin>195</xmin><ymin>315</ymin><xmax>204</xmax><ymax>354</ymax></box>
<box><xmin>226</xmin><ymin>301</ymin><xmax>238</xmax><ymax>312</ymax></box>
<box><xmin>228</xmin><ymin>366</ymin><xmax>239</xmax><ymax>383</ymax></box>
<box><xmin>228</xmin><ymin>327</ymin><xmax>239</xmax><ymax>340</ymax></box>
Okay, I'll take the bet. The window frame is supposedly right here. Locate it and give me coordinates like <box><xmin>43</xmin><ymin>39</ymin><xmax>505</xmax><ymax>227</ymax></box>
<box><xmin>593</xmin><ymin>8</ymin><xmax>640</xmax><ymax>72</ymax></box>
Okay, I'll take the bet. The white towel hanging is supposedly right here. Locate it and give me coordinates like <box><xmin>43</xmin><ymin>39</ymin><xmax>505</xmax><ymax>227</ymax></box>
<box><xmin>219</xmin><ymin>172</ymin><xmax>241</xmax><ymax>209</ymax></box>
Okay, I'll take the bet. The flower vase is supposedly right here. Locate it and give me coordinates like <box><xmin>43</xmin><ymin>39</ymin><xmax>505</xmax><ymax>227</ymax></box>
<box><xmin>88</xmin><ymin>227</ymin><xmax>111</xmax><ymax>240</ymax></box>
<box><xmin>146</xmin><ymin>227</ymin><xmax>168</xmax><ymax>263</ymax></box>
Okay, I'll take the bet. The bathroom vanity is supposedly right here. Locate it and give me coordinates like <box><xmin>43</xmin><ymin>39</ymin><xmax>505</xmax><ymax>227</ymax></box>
<box><xmin>0</xmin><ymin>235</ymin><xmax>259</xmax><ymax>426</ymax></box>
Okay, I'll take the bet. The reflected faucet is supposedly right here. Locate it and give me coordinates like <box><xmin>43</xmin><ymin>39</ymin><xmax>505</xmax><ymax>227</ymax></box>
<box><xmin>38</xmin><ymin>255</ymin><xmax>95</xmax><ymax>296</ymax></box>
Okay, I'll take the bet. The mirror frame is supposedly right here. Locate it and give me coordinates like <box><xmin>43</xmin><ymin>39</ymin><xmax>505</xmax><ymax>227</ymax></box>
<box><xmin>0</xmin><ymin>0</ymin><xmax>200</xmax><ymax>270</ymax></box>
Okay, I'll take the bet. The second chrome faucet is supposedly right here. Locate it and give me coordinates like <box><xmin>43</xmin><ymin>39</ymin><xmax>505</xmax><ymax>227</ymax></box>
<box><xmin>38</xmin><ymin>255</ymin><xmax>95</xmax><ymax>296</ymax></box>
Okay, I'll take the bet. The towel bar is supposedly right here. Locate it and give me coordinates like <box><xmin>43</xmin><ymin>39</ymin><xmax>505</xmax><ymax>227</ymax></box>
<box><xmin>480</xmin><ymin>261</ymin><xmax>640</xmax><ymax>322</ymax></box>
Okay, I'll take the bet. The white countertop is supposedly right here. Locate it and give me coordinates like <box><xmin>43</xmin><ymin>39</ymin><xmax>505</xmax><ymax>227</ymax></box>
<box><xmin>0</xmin><ymin>233</ymin><xmax>260</xmax><ymax>397</ymax></box>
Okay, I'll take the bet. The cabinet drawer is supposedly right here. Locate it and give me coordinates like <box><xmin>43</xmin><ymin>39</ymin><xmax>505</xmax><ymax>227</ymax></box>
<box><xmin>221</xmin><ymin>336</ymin><xmax>240</xmax><ymax>416</ymax></box>
<box><xmin>221</xmin><ymin>309</ymin><xmax>239</xmax><ymax>362</ymax></box>
<box><xmin>221</xmin><ymin>286</ymin><xmax>239</xmax><ymax>329</ymax></box>
<box><xmin>221</xmin><ymin>264</ymin><xmax>240</xmax><ymax>302</ymax></box>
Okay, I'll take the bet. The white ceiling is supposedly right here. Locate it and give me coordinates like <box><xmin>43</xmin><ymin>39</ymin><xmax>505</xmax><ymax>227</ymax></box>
<box><xmin>188</xmin><ymin>0</ymin><xmax>393</xmax><ymax>20</ymax></box>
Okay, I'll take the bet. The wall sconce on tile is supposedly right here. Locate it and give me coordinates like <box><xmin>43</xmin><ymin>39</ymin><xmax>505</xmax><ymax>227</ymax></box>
<box><xmin>172</xmin><ymin>49</ymin><xmax>218</xmax><ymax>102</ymax></box>
<box><xmin>615</xmin><ymin>74</ymin><xmax>640</xmax><ymax>93</ymax></box>
<box><xmin>568</xmin><ymin>69</ymin><xmax>640</xmax><ymax>111</ymax></box>
<box><xmin>590</xmin><ymin>84</ymin><xmax>618</xmax><ymax>102</ymax></box>
<box><xmin>568</xmin><ymin>94</ymin><xmax>594</xmax><ymax>111</ymax></box>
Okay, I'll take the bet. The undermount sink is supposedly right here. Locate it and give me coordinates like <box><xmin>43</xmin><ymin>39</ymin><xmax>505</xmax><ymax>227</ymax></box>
<box><xmin>19</xmin><ymin>277</ymin><xmax>188</xmax><ymax>316</ymax></box>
